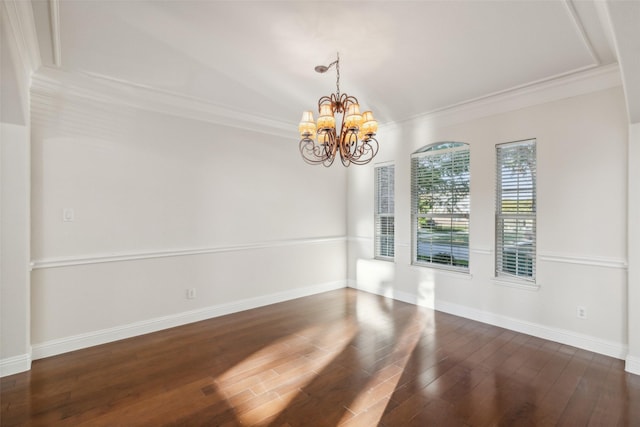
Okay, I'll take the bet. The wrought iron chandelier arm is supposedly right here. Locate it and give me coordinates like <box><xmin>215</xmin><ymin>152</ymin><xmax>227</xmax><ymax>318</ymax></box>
<box><xmin>298</xmin><ymin>52</ymin><xmax>379</xmax><ymax>167</ymax></box>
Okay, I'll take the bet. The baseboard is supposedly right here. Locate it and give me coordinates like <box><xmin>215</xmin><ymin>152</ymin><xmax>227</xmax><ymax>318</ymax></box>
<box><xmin>626</xmin><ymin>355</ymin><xmax>640</xmax><ymax>375</ymax></box>
<box><xmin>352</xmin><ymin>283</ymin><xmax>627</xmax><ymax>360</ymax></box>
<box><xmin>432</xmin><ymin>299</ymin><xmax>627</xmax><ymax>359</ymax></box>
<box><xmin>32</xmin><ymin>280</ymin><xmax>347</xmax><ymax>360</ymax></box>
<box><xmin>0</xmin><ymin>353</ymin><xmax>32</xmax><ymax>377</ymax></box>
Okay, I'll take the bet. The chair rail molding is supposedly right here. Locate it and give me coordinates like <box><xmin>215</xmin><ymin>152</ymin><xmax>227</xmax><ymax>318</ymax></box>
<box><xmin>31</xmin><ymin>236</ymin><xmax>347</xmax><ymax>270</ymax></box>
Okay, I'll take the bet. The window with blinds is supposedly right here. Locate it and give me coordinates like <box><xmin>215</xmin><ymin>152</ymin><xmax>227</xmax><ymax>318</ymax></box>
<box><xmin>411</xmin><ymin>142</ymin><xmax>470</xmax><ymax>270</ymax></box>
<box><xmin>496</xmin><ymin>139</ymin><xmax>536</xmax><ymax>281</ymax></box>
<box><xmin>375</xmin><ymin>164</ymin><xmax>395</xmax><ymax>259</ymax></box>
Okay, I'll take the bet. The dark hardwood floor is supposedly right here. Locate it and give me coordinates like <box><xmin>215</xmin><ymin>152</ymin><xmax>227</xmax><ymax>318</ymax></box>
<box><xmin>2</xmin><ymin>288</ymin><xmax>639</xmax><ymax>426</ymax></box>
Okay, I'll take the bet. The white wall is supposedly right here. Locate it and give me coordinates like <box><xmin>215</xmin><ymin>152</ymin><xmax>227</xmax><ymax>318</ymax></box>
<box><xmin>628</xmin><ymin>122</ymin><xmax>640</xmax><ymax>373</ymax></box>
<box><xmin>0</xmin><ymin>123</ymin><xmax>31</xmax><ymax>374</ymax></box>
<box><xmin>29</xmin><ymin>91</ymin><xmax>348</xmax><ymax>358</ymax></box>
<box><xmin>0</xmin><ymin>2</ymin><xmax>33</xmax><ymax>376</ymax></box>
<box><xmin>348</xmin><ymin>86</ymin><xmax>629</xmax><ymax>358</ymax></box>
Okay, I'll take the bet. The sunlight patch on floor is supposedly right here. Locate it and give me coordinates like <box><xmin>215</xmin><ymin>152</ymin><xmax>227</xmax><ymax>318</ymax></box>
<box><xmin>339</xmin><ymin>309</ymin><xmax>428</xmax><ymax>425</ymax></box>
<box><xmin>213</xmin><ymin>319</ymin><xmax>359</xmax><ymax>425</ymax></box>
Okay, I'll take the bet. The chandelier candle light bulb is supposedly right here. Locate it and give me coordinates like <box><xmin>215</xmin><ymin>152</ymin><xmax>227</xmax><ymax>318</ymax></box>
<box><xmin>298</xmin><ymin>53</ymin><xmax>379</xmax><ymax>167</ymax></box>
<box><xmin>361</xmin><ymin>111</ymin><xmax>378</xmax><ymax>134</ymax></box>
<box><xmin>317</xmin><ymin>104</ymin><xmax>336</xmax><ymax>130</ymax></box>
<box><xmin>298</xmin><ymin>111</ymin><xmax>317</xmax><ymax>140</ymax></box>
<box><xmin>344</xmin><ymin>103</ymin><xmax>363</xmax><ymax>129</ymax></box>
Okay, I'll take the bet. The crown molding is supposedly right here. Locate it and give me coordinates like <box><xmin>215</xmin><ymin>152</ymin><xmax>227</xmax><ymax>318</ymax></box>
<box><xmin>28</xmin><ymin>50</ymin><xmax>620</xmax><ymax>139</ymax></box>
<box><xmin>604</xmin><ymin>0</ymin><xmax>640</xmax><ymax>124</ymax></box>
<box><xmin>49</xmin><ymin>0</ymin><xmax>61</xmax><ymax>67</ymax></box>
<box><xmin>380</xmin><ymin>63</ymin><xmax>622</xmax><ymax>133</ymax></box>
<box><xmin>563</xmin><ymin>0</ymin><xmax>600</xmax><ymax>66</ymax></box>
<box><xmin>594</xmin><ymin>0</ymin><xmax>617</xmax><ymax>60</ymax></box>
<box><xmin>30</xmin><ymin>66</ymin><xmax>295</xmax><ymax>138</ymax></box>
<box><xmin>1</xmin><ymin>0</ymin><xmax>41</xmax><ymax>74</ymax></box>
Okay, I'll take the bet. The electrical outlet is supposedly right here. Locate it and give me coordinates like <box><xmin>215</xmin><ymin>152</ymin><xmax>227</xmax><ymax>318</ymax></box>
<box><xmin>63</xmin><ymin>208</ymin><xmax>75</xmax><ymax>222</ymax></box>
<box><xmin>186</xmin><ymin>288</ymin><xmax>196</xmax><ymax>299</ymax></box>
<box><xmin>577</xmin><ymin>306</ymin><xmax>587</xmax><ymax>319</ymax></box>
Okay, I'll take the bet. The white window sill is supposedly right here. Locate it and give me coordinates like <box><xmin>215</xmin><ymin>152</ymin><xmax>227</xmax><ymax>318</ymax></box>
<box><xmin>492</xmin><ymin>277</ymin><xmax>539</xmax><ymax>291</ymax></box>
<box><xmin>410</xmin><ymin>263</ymin><xmax>473</xmax><ymax>280</ymax></box>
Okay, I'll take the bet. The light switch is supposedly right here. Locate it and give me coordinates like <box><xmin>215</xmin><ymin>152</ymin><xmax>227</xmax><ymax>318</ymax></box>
<box><xmin>63</xmin><ymin>208</ymin><xmax>75</xmax><ymax>222</ymax></box>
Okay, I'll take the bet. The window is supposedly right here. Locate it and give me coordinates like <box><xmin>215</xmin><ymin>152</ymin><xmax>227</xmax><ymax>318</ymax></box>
<box><xmin>411</xmin><ymin>142</ymin><xmax>470</xmax><ymax>270</ymax></box>
<box><xmin>496</xmin><ymin>139</ymin><xmax>536</xmax><ymax>281</ymax></box>
<box><xmin>375</xmin><ymin>164</ymin><xmax>394</xmax><ymax>259</ymax></box>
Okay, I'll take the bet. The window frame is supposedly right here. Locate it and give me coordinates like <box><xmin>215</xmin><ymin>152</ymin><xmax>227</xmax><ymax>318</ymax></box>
<box><xmin>495</xmin><ymin>138</ymin><xmax>537</xmax><ymax>283</ymax></box>
<box><xmin>374</xmin><ymin>163</ymin><xmax>395</xmax><ymax>260</ymax></box>
<box><xmin>411</xmin><ymin>142</ymin><xmax>470</xmax><ymax>272</ymax></box>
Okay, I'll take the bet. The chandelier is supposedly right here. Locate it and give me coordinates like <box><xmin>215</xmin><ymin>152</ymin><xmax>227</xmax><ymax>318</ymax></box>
<box><xmin>298</xmin><ymin>53</ymin><xmax>379</xmax><ymax>167</ymax></box>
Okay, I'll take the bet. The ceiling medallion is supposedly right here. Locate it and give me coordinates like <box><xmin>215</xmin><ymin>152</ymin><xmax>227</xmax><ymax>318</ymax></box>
<box><xmin>298</xmin><ymin>53</ymin><xmax>379</xmax><ymax>167</ymax></box>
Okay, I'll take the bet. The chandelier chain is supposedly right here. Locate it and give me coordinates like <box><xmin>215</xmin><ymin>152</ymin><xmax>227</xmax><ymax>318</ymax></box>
<box><xmin>336</xmin><ymin>52</ymin><xmax>340</xmax><ymax>98</ymax></box>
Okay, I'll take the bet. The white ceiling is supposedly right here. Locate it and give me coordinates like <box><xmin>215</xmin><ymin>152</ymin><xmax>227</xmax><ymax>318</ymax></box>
<box><xmin>31</xmin><ymin>0</ymin><xmax>618</xmax><ymax>125</ymax></box>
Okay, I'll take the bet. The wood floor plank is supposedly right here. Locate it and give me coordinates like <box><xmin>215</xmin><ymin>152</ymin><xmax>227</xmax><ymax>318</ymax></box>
<box><xmin>2</xmin><ymin>289</ymin><xmax>639</xmax><ymax>426</ymax></box>
<box><xmin>556</xmin><ymin>356</ymin><xmax>613</xmax><ymax>425</ymax></box>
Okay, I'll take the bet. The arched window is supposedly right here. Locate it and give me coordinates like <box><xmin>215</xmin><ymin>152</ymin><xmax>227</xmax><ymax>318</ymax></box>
<box><xmin>411</xmin><ymin>142</ymin><xmax>470</xmax><ymax>270</ymax></box>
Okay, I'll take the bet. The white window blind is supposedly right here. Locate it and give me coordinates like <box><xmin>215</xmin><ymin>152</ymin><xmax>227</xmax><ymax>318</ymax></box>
<box><xmin>375</xmin><ymin>164</ymin><xmax>395</xmax><ymax>259</ymax></box>
<box><xmin>496</xmin><ymin>139</ymin><xmax>536</xmax><ymax>281</ymax></box>
<box><xmin>411</xmin><ymin>142</ymin><xmax>470</xmax><ymax>270</ymax></box>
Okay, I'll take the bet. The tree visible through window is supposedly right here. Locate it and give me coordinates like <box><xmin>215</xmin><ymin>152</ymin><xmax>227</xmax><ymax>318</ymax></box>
<box><xmin>411</xmin><ymin>142</ymin><xmax>470</xmax><ymax>270</ymax></box>
<box><xmin>496</xmin><ymin>139</ymin><xmax>536</xmax><ymax>281</ymax></box>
